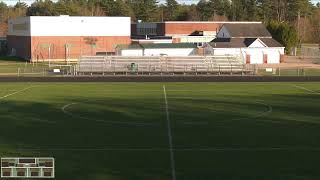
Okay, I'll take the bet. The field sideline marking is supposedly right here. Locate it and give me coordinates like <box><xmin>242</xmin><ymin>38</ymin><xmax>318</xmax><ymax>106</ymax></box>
<box><xmin>0</xmin><ymin>86</ymin><xmax>35</xmax><ymax>100</ymax></box>
<box><xmin>163</xmin><ymin>85</ymin><xmax>177</xmax><ymax>180</ymax></box>
<box><xmin>17</xmin><ymin>147</ymin><xmax>320</xmax><ymax>152</ymax></box>
<box><xmin>292</xmin><ymin>84</ymin><xmax>320</xmax><ymax>94</ymax></box>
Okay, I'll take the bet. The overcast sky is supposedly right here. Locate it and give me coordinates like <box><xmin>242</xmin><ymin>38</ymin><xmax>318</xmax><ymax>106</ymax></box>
<box><xmin>1</xmin><ymin>0</ymin><xmax>319</xmax><ymax>6</ymax></box>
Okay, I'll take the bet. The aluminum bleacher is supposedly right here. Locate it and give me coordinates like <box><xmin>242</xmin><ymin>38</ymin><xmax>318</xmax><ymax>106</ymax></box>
<box><xmin>75</xmin><ymin>55</ymin><xmax>253</xmax><ymax>75</ymax></box>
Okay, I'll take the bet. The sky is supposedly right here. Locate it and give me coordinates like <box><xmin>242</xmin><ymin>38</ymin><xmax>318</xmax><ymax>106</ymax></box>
<box><xmin>1</xmin><ymin>0</ymin><xmax>319</xmax><ymax>6</ymax></box>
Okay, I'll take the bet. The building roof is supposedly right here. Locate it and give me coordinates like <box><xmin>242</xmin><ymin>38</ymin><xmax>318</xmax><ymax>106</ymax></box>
<box><xmin>259</xmin><ymin>38</ymin><xmax>283</xmax><ymax>47</ymax></box>
<box><xmin>118</xmin><ymin>43</ymin><xmax>197</xmax><ymax>50</ymax></box>
<box><xmin>222</xmin><ymin>23</ymin><xmax>272</xmax><ymax>38</ymax></box>
<box><xmin>210</xmin><ymin>38</ymin><xmax>283</xmax><ymax>48</ymax></box>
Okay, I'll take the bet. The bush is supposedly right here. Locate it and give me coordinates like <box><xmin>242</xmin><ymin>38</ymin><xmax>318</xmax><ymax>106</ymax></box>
<box><xmin>267</xmin><ymin>21</ymin><xmax>299</xmax><ymax>54</ymax></box>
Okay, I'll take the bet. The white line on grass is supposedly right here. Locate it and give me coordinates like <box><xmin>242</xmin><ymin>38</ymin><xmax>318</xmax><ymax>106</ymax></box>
<box><xmin>163</xmin><ymin>85</ymin><xmax>177</xmax><ymax>180</ymax></box>
<box><xmin>169</xmin><ymin>97</ymin><xmax>277</xmax><ymax>125</ymax></box>
<box><xmin>17</xmin><ymin>147</ymin><xmax>320</xmax><ymax>152</ymax></box>
<box><xmin>0</xmin><ymin>86</ymin><xmax>34</xmax><ymax>100</ymax></box>
<box><xmin>61</xmin><ymin>101</ymin><xmax>156</xmax><ymax>126</ymax></box>
<box><xmin>292</xmin><ymin>84</ymin><xmax>320</xmax><ymax>94</ymax></box>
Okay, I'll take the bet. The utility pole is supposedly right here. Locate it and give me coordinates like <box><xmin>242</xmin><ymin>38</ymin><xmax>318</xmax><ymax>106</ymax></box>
<box><xmin>161</xmin><ymin>7</ymin><xmax>164</xmax><ymax>22</ymax></box>
<box><xmin>303</xmin><ymin>12</ymin><xmax>307</xmax><ymax>43</ymax></box>
<box><xmin>297</xmin><ymin>10</ymin><xmax>301</xmax><ymax>45</ymax></box>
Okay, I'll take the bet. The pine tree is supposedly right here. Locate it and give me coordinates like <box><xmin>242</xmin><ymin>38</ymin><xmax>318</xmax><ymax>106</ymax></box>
<box><xmin>246</xmin><ymin>0</ymin><xmax>258</xmax><ymax>20</ymax></box>
<box><xmin>210</xmin><ymin>0</ymin><xmax>231</xmax><ymax>17</ymax></box>
<box><xmin>164</xmin><ymin>0</ymin><xmax>178</xmax><ymax>20</ymax></box>
<box><xmin>129</xmin><ymin>0</ymin><xmax>158</xmax><ymax>21</ymax></box>
<box><xmin>197</xmin><ymin>0</ymin><xmax>214</xmax><ymax>21</ymax></box>
<box><xmin>257</xmin><ymin>0</ymin><xmax>273</xmax><ymax>22</ymax></box>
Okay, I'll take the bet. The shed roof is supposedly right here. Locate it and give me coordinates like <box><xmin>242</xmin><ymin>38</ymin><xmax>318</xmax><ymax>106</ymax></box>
<box><xmin>222</xmin><ymin>23</ymin><xmax>272</xmax><ymax>38</ymax></box>
<box><xmin>259</xmin><ymin>38</ymin><xmax>283</xmax><ymax>47</ymax></box>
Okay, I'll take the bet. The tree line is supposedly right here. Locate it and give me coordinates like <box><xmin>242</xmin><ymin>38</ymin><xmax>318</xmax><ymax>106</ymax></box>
<box><xmin>0</xmin><ymin>0</ymin><xmax>319</xmax><ymax>46</ymax></box>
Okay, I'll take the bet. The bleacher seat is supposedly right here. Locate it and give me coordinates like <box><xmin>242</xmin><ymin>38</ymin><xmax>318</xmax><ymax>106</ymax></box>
<box><xmin>76</xmin><ymin>55</ymin><xmax>250</xmax><ymax>75</ymax></box>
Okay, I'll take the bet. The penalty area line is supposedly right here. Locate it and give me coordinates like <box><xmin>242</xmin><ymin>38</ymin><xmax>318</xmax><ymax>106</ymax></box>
<box><xmin>163</xmin><ymin>85</ymin><xmax>177</xmax><ymax>180</ymax></box>
<box><xmin>0</xmin><ymin>86</ymin><xmax>35</xmax><ymax>100</ymax></box>
<box><xmin>292</xmin><ymin>84</ymin><xmax>320</xmax><ymax>94</ymax></box>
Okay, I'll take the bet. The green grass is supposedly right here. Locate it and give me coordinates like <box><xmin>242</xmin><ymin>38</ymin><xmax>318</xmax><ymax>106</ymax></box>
<box><xmin>0</xmin><ymin>82</ymin><xmax>320</xmax><ymax>180</ymax></box>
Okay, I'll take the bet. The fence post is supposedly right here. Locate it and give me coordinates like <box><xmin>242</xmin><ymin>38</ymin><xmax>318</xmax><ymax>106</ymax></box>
<box><xmin>91</xmin><ymin>63</ymin><xmax>93</xmax><ymax>76</ymax></box>
<box><xmin>18</xmin><ymin>68</ymin><xmax>20</xmax><ymax>77</ymax></box>
<box><xmin>278</xmin><ymin>67</ymin><xmax>281</xmax><ymax>76</ymax></box>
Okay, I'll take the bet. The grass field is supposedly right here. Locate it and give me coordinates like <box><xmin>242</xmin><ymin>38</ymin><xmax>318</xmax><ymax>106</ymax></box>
<box><xmin>0</xmin><ymin>82</ymin><xmax>320</xmax><ymax>180</ymax></box>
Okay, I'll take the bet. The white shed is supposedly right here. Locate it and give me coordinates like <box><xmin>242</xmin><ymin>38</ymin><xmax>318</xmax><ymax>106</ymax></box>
<box><xmin>206</xmin><ymin>23</ymin><xmax>285</xmax><ymax>64</ymax></box>
<box><xmin>205</xmin><ymin>38</ymin><xmax>285</xmax><ymax>64</ymax></box>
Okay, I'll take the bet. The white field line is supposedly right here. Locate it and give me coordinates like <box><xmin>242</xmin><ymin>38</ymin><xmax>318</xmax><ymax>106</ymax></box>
<box><xmin>163</xmin><ymin>85</ymin><xmax>176</xmax><ymax>180</ymax></box>
<box><xmin>292</xmin><ymin>84</ymin><xmax>320</xmax><ymax>94</ymax></box>
<box><xmin>17</xmin><ymin>147</ymin><xmax>320</xmax><ymax>152</ymax></box>
<box><xmin>0</xmin><ymin>86</ymin><xmax>34</xmax><ymax>100</ymax></box>
<box><xmin>94</xmin><ymin>89</ymin><xmax>253</xmax><ymax>93</ymax></box>
<box><xmin>61</xmin><ymin>101</ymin><xmax>156</xmax><ymax>126</ymax></box>
<box><xmin>169</xmin><ymin>97</ymin><xmax>277</xmax><ymax>124</ymax></box>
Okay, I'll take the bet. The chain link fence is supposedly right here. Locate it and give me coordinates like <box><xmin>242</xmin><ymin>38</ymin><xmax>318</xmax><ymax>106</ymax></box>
<box><xmin>1</xmin><ymin>57</ymin><xmax>320</xmax><ymax>77</ymax></box>
<box><xmin>255</xmin><ymin>66</ymin><xmax>320</xmax><ymax>76</ymax></box>
<box><xmin>300</xmin><ymin>44</ymin><xmax>320</xmax><ymax>64</ymax></box>
<box><xmin>0</xmin><ymin>61</ymin><xmax>74</xmax><ymax>77</ymax></box>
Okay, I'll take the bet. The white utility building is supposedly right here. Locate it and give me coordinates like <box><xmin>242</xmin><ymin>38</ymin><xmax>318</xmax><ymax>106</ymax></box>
<box><xmin>204</xmin><ymin>23</ymin><xmax>285</xmax><ymax>64</ymax></box>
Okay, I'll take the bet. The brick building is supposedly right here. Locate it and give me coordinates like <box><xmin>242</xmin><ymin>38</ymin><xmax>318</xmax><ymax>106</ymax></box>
<box><xmin>7</xmin><ymin>16</ymin><xmax>131</xmax><ymax>61</ymax></box>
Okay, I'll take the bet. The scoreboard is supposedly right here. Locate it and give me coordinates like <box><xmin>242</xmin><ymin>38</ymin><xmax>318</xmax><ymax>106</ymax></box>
<box><xmin>1</xmin><ymin>157</ymin><xmax>54</xmax><ymax>178</ymax></box>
